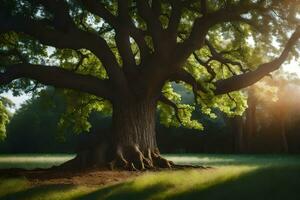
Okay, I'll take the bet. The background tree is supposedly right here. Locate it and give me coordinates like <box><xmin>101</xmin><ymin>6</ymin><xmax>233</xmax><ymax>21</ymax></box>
<box><xmin>0</xmin><ymin>87</ymin><xmax>111</xmax><ymax>153</ymax></box>
<box><xmin>0</xmin><ymin>0</ymin><xmax>300</xmax><ymax>170</ymax></box>
<box><xmin>231</xmin><ymin>72</ymin><xmax>300</xmax><ymax>153</ymax></box>
<box><xmin>254</xmin><ymin>74</ymin><xmax>300</xmax><ymax>153</ymax></box>
<box><xmin>0</xmin><ymin>96</ymin><xmax>13</xmax><ymax>140</ymax></box>
<box><xmin>1</xmin><ymin>86</ymin><xmax>231</xmax><ymax>154</ymax></box>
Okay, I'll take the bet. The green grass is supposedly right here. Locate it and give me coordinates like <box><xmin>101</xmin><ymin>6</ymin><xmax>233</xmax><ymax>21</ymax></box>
<box><xmin>1</xmin><ymin>154</ymin><xmax>300</xmax><ymax>200</ymax></box>
<box><xmin>0</xmin><ymin>154</ymin><xmax>75</xmax><ymax>169</ymax></box>
<box><xmin>0</xmin><ymin>180</ymin><xmax>97</xmax><ymax>200</ymax></box>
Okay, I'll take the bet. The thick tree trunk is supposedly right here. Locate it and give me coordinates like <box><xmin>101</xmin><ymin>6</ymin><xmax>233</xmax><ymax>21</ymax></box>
<box><xmin>60</xmin><ymin>98</ymin><xmax>173</xmax><ymax>170</ymax></box>
<box><xmin>108</xmin><ymin>99</ymin><xmax>173</xmax><ymax>170</ymax></box>
<box><xmin>112</xmin><ymin>100</ymin><xmax>157</xmax><ymax>154</ymax></box>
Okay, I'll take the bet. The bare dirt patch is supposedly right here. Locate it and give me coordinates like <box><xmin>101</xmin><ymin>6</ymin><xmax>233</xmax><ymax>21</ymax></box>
<box><xmin>0</xmin><ymin>168</ymin><xmax>142</xmax><ymax>186</ymax></box>
<box><xmin>0</xmin><ymin>165</ymin><xmax>208</xmax><ymax>187</ymax></box>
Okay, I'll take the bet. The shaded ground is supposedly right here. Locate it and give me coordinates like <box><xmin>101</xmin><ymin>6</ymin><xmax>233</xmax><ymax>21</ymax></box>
<box><xmin>0</xmin><ymin>154</ymin><xmax>142</xmax><ymax>187</ymax></box>
<box><xmin>1</xmin><ymin>154</ymin><xmax>300</xmax><ymax>200</ymax></box>
<box><xmin>0</xmin><ymin>168</ymin><xmax>142</xmax><ymax>186</ymax></box>
<box><xmin>0</xmin><ymin>154</ymin><xmax>208</xmax><ymax>187</ymax></box>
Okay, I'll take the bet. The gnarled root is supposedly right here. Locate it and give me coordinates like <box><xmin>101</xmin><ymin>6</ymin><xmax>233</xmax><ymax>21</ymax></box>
<box><xmin>109</xmin><ymin>145</ymin><xmax>176</xmax><ymax>171</ymax></box>
<box><xmin>55</xmin><ymin>145</ymin><xmax>206</xmax><ymax>171</ymax></box>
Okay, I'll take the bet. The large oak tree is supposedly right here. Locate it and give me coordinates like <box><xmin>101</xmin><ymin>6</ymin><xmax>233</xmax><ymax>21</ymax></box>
<box><xmin>0</xmin><ymin>0</ymin><xmax>300</xmax><ymax>170</ymax></box>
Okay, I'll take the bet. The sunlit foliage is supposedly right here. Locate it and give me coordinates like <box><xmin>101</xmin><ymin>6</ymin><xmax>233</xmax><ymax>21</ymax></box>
<box><xmin>0</xmin><ymin>0</ymin><xmax>299</xmax><ymax>135</ymax></box>
<box><xmin>0</xmin><ymin>96</ymin><xmax>14</xmax><ymax>140</ymax></box>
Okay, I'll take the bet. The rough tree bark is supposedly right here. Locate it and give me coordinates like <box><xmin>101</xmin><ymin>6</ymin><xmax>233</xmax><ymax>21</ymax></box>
<box><xmin>109</xmin><ymin>99</ymin><xmax>172</xmax><ymax>170</ymax></box>
<box><xmin>61</xmin><ymin>97</ymin><xmax>174</xmax><ymax>170</ymax></box>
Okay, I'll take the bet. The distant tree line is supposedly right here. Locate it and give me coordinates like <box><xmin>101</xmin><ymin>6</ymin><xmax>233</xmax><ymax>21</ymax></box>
<box><xmin>1</xmin><ymin>81</ymin><xmax>300</xmax><ymax>154</ymax></box>
<box><xmin>0</xmin><ymin>87</ymin><xmax>232</xmax><ymax>154</ymax></box>
<box><xmin>232</xmin><ymin>74</ymin><xmax>300</xmax><ymax>154</ymax></box>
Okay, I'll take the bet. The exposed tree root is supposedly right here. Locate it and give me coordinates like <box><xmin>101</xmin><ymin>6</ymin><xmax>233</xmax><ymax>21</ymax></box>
<box><xmin>109</xmin><ymin>146</ymin><xmax>173</xmax><ymax>171</ymax></box>
<box><xmin>108</xmin><ymin>145</ymin><xmax>207</xmax><ymax>171</ymax></box>
<box><xmin>53</xmin><ymin>145</ymin><xmax>207</xmax><ymax>172</ymax></box>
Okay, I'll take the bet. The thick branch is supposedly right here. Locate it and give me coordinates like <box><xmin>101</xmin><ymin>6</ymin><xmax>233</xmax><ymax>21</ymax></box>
<box><xmin>167</xmin><ymin>1</ymin><xmax>183</xmax><ymax>43</ymax></box>
<box><xmin>0</xmin><ymin>13</ymin><xmax>127</xmax><ymax>89</ymax></box>
<box><xmin>136</xmin><ymin>0</ymin><xmax>163</xmax><ymax>50</ymax></box>
<box><xmin>200</xmin><ymin>0</ymin><xmax>207</xmax><ymax>16</ymax></box>
<box><xmin>0</xmin><ymin>16</ymin><xmax>78</xmax><ymax>49</ymax></box>
<box><xmin>0</xmin><ymin>64</ymin><xmax>113</xmax><ymax>100</ymax></box>
<box><xmin>115</xmin><ymin>0</ymin><xmax>137</xmax><ymax>76</ymax></box>
<box><xmin>152</xmin><ymin>0</ymin><xmax>162</xmax><ymax>18</ymax></box>
<box><xmin>81</xmin><ymin>0</ymin><xmax>150</xmax><ymax>66</ymax></box>
<box><xmin>215</xmin><ymin>27</ymin><xmax>300</xmax><ymax>95</ymax></box>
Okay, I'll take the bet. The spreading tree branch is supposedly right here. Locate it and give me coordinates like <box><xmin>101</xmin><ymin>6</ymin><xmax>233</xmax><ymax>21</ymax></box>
<box><xmin>177</xmin><ymin>1</ymin><xmax>268</xmax><ymax>61</ymax></box>
<box><xmin>152</xmin><ymin>0</ymin><xmax>162</xmax><ymax>18</ymax></box>
<box><xmin>167</xmin><ymin>1</ymin><xmax>183</xmax><ymax>43</ymax></box>
<box><xmin>200</xmin><ymin>0</ymin><xmax>207</xmax><ymax>16</ymax></box>
<box><xmin>0</xmin><ymin>6</ymin><xmax>126</xmax><ymax>89</ymax></box>
<box><xmin>136</xmin><ymin>0</ymin><xmax>163</xmax><ymax>51</ymax></box>
<box><xmin>0</xmin><ymin>64</ymin><xmax>113</xmax><ymax>100</ymax></box>
<box><xmin>81</xmin><ymin>0</ymin><xmax>150</xmax><ymax>66</ymax></box>
<box><xmin>215</xmin><ymin>26</ymin><xmax>300</xmax><ymax>95</ymax></box>
<box><xmin>115</xmin><ymin>0</ymin><xmax>137</xmax><ymax>76</ymax></box>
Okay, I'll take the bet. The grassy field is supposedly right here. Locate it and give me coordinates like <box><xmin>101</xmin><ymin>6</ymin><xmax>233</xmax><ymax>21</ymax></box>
<box><xmin>1</xmin><ymin>154</ymin><xmax>300</xmax><ymax>200</ymax></box>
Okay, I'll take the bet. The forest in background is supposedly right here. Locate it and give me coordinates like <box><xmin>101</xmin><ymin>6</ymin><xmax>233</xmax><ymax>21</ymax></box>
<box><xmin>1</xmin><ymin>72</ymin><xmax>300</xmax><ymax>154</ymax></box>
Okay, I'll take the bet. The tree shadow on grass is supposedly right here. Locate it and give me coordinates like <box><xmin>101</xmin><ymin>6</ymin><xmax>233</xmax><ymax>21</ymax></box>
<box><xmin>169</xmin><ymin>166</ymin><xmax>300</xmax><ymax>200</ymax></box>
<box><xmin>74</xmin><ymin>181</ymin><xmax>173</xmax><ymax>200</ymax></box>
<box><xmin>2</xmin><ymin>166</ymin><xmax>300</xmax><ymax>200</ymax></box>
<box><xmin>1</xmin><ymin>184</ymin><xmax>76</xmax><ymax>200</ymax></box>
